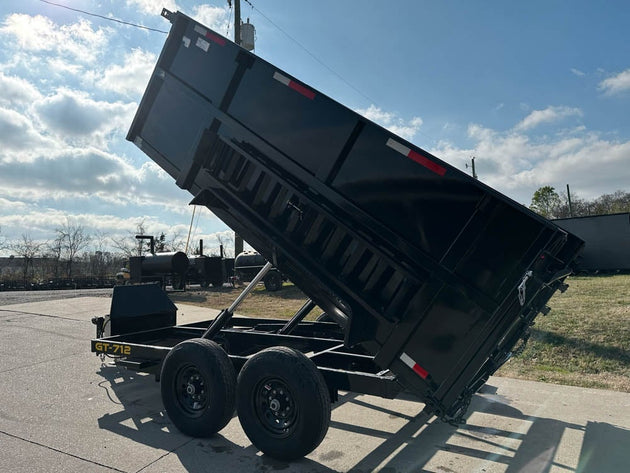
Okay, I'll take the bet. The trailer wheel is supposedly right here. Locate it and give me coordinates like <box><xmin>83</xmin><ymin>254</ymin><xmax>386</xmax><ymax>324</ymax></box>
<box><xmin>161</xmin><ymin>339</ymin><xmax>236</xmax><ymax>437</ymax></box>
<box><xmin>200</xmin><ymin>280</ymin><xmax>209</xmax><ymax>288</ymax></box>
<box><xmin>236</xmin><ymin>346</ymin><xmax>330</xmax><ymax>460</ymax></box>
<box><xmin>264</xmin><ymin>271</ymin><xmax>282</xmax><ymax>292</ymax></box>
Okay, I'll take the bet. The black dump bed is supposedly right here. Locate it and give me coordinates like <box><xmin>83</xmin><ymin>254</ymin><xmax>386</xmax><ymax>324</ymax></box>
<box><xmin>128</xmin><ymin>10</ymin><xmax>583</xmax><ymax>420</ymax></box>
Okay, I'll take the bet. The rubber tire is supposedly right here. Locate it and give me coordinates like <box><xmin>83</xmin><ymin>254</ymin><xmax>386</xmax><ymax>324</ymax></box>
<box><xmin>263</xmin><ymin>271</ymin><xmax>283</xmax><ymax>292</ymax></box>
<box><xmin>161</xmin><ymin>338</ymin><xmax>236</xmax><ymax>437</ymax></box>
<box><xmin>200</xmin><ymin>280</ymin><xmax>210</xmax><ymax>288</ymax></box>
<box><xmin>236</xmin><ymin>346</ymin><xmax>331</xmax><ymax>460</ymax></box>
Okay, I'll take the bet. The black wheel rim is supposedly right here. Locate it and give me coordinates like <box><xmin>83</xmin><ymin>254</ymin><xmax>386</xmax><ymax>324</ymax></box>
<box><xmin>254</xmin><ymin>378</ymin><xmax>297</xmax><ymax>437</ymax></box>
<box><xmin>175</xmin><ymin>364</ymin><xmax>209</xmax><ymax>417</ymax></box>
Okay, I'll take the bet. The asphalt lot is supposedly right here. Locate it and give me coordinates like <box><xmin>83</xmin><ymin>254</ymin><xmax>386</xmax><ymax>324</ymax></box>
<box><xmin>1</xmin><ymin>291</ymin><xmax>629</xmax><ymax>472</ymax></box>
<box><xmin>0</xmin><ymin>287</ymin><xmax>113</xmax><ymax>306</ymax></box>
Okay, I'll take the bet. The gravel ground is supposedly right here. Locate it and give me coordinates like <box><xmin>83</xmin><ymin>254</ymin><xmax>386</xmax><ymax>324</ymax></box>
<box><xmin>0</xmin><ymin>288</ymin><xmax>113</xmax><ymax>306</ymax></box>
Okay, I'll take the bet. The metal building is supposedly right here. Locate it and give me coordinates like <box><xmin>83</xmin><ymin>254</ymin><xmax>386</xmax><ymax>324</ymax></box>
<box><xmin>554</xmin><ymin>212</ymin><xmax>630</xmax><ymax>271</ymax></box>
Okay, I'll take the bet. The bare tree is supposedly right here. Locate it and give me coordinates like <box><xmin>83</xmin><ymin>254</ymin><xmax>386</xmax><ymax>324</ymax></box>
<box><xmin>56</xmin><ymin>218</ymin><xmax>91</xmax><ymax>278</ymax></box>
<box><xmin>162</xmin><ymin>230</ymin><xmax>185</xmax><ymax>252</ymax></box>
<box><xmin>11</xmin><ymin>234</ymin><xmax>44</xmax><ymax>284</ymax></box>
<box><xmin>0</xmin><ymin>226</ymin><xmax>6</xmax><ymax>251</ymax></box>
<box><xmin>90</xmin><ymin>231</ymin><xmax>111</xmax><ymax>280</ymax></box>
<box><xmin>216</xmin><ymin>231</ymin><xmax>235</xmax><ymax>257</ymax></box>
<box><xmin>110</xmin><ymin>220</ymin><xmax>149</xmax><ymax>257</ymax></box>
<box><xmin>48</xmin><ymin>235</ymin><xmax>64</xmax><ymax>279</ymax></box>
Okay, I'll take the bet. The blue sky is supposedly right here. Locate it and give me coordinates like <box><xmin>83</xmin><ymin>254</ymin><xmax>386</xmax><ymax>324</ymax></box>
<box><xmin>1</xmin><ymin>0</ymin><xmax>629</xmax><ymax>255</ymax></box>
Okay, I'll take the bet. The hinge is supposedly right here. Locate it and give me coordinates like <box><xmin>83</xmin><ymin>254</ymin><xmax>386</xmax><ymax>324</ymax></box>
<box><xmin>161</xmin><ymin>8</ymin><xmax>175</xmax><ymax>22</ymax></box>
<box><xmin>517</xmin><ymin>270</ymin><xmax>533</xmax><ymax>306</ymax></box>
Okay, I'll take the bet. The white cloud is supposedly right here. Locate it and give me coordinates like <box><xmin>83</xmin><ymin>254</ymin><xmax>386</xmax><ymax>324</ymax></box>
<box><xmin>0</xmin><ymin>206</ymin><xmax>187</xmax><ymax>246</ymax></box>
<box><xmin>0</xmin><ymin>144</ymin><xmax>190</xmax><ymax>210</ymax></box>
<box><xmin>0</xmin><ymin>14</ymin><xmax>109</xmax><ymax>64</ymax></box>
<box><xmin>570</xmin><ymin>68</ymin><xmax>585</xmax><ymax>77</ymax></box>
<box><xmin>0</xmin><ymin>148</ymin><xmax>132</xmax><ymax>195</ymax></box>
<box><xmin>432</xmin><ymin>120</ymin><xmax>630</xmax><ymax>204</ymax></box>
<box><xmin>95</xmin><ymin>48</ymin><xmax>157</xmax><ymax>98</ymax></box>
<box><xmin>514</xmin><ymin>106</ymin><xmax>583</xmax><ymax>131</ymax></box>
<box><xmin>599</xmin><ymin>69</ymin><xmax>630</xmax><ymax>95</ymax></box>
<box><xmin>126</xmin><ymin>0</ymin><xmax>179</xmax><ymax>16</ymax></box>
<box><xmin>32</xmin><ymin>88</ymin><xmax>135</xmax><ymax>142</ymax></box>
<box><xmin>46</xmin><ymin>57</ymin><xmax>85</xmax><ymax>77</ymax></box>
<box><xmin>0</xmin><ymin>107</ymin><xmax>54</xmax><ymax>155</ymax></box>
<box><xmin>0</xmin><ymin>72</ymin><xmax>41</xmax><ymax>106</ymax></box>
<box><xmin>356</xmin><ymin>105</ymin><xmax>423</xmax><ymax>141</ymax></box>
<box><xmin>191</xmin><ymin>4</ymin><xmax>231</xmax><ymax>31</ymax></box>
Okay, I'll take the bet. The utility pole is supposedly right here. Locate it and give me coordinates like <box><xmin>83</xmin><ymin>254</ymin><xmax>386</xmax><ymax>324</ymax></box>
<box><xmin>566</xmin><ymin>184</ymin><xmax>574</xmax><ymax>217</ymax></box>
<box><xmin>234</xmin><ymin>0</ymin><xmax>241</xmax><ymax>46</ymax></box>
<box><xmin>232</xmin><ymin>0</ymin><xmax>244</xmax><ymax>257</ymax></box>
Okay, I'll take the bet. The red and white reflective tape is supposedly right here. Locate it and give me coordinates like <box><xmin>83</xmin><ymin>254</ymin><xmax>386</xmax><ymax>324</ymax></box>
<box><xmin>400</xmin><ymin>352</ymin><xmax>429</xmax><ymax>379</ymax></box>
<box><xmin>193</xmin><ymin>25</ymin><xmax>226</xmax><ymax>46</ymax></box>
<box><xmin>386</xmin><ymin>138</ymin><xmax>446</xmax><ymax>176</ymax></box>
<box><xmin>273</xmin><ymin>72</ymin><xmax>316</xmax><ymax>100</ymax></box>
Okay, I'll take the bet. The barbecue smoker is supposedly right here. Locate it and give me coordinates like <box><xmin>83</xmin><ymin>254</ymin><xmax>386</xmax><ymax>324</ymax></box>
<box><xmin>91</xmin><ymin>9</ymin><xmax>583</xmax><ymax>461</ymax></box>
<box><xmin>233</xmin><ymin>250</ymin><xmax>284</xmax><ymax>291</ymax></box>
<box><xmin>127</xmin><ymin>235</ymin><xmax>189</xmax><ymax>289</ymax></box>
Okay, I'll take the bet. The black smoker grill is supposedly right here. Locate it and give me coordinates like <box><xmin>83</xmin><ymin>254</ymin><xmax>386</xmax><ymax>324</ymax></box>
<box><xmin>91</xmin><ymin>9</ymin><xmax>584</xmax><ymax>461</ymax></box>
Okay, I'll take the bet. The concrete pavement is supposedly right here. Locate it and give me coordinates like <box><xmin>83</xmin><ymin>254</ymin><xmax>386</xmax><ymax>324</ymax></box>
<box><xmin>0</xmin><ymin>296</ymin><xmax>628</xmax><ymax>472</ymax></box>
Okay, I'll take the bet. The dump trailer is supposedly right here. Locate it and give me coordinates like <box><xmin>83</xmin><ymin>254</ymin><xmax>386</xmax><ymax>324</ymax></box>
<box><xmin>92</xmin><ymin>9</ymin><xmax>583</xmax><ymax>461</ymax></box>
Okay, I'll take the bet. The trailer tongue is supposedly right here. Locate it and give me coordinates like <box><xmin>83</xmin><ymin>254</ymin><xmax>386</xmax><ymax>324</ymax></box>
<box><xmin>92</xmin><ymin>8</ymin><xmax>583</xmax><ymax>460</ymax></box>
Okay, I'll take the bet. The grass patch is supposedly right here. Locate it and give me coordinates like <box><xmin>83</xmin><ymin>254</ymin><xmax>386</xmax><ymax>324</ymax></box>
<box><xmin>170</xmin><ymin>282</ymin><xmax>313</xmax><ymax>320</ymax></box>
<box><xmin>496</xmin><ymin>274</ymin><xmax>630</xmax><ymax>392</ymax></box>
<box><xmin>171</xmin><ymin>274</ymin><xmax>630</xmax><ymax>392</ymax></box>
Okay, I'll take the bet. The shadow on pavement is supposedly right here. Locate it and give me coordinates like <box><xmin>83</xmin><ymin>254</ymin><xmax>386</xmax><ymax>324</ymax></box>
<box><xmin>347</xmin><ymin>384</ymin><xmax>630</xmax><ymax>473</ymax></box>
<box><xmin>95</xmin><ymin>364</ymin><xmax>343</xmax><ymax>472</ymax></box>
<box><xmin>96</xmin><ymin>366</ymin><xmax>630</xmax><ymax>473</ymax></box>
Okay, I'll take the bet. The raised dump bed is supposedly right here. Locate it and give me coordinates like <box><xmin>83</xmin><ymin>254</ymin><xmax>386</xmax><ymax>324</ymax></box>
<box><xmin>93</xmin><ymin>9</ymin><xmax>583</xmax><ymax>460</ymax></box>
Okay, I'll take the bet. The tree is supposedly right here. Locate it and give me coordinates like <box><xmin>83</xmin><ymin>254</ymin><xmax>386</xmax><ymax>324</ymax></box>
<box><xmin>56</xmin><ymin>218</ymin><xmax>91</xmax><ymax>278</ymax></box>
<box><xmin>110</xmin><ymin>221</ymin><xmax>147</xmax><ymax>258</ymax></box>
<box><xmin>48</xmin><ymin>235</ymin><xmax>64</xmax><ymax>279</ymax></box>
<box><xmin>530</xmin><ymin>187</ymin><xmax>630</xmax><ymax>218</ymax></box>
<box><xmin>10</xmin><ymin>234</ymin><xmax>44</xmax><ymax>284</ymax></box>
<box><xmin>90</xmin><ymin>231</ymin><xmax>114</xmax><ymax>280</ymax></box>
<box><xmin>590</xmin><ymin>190</ymin><xmax>630</xmax><ymax>215</ymax></box>
<box><xmin>530</xmin><ymin>186</ymin><xmax>562</xmax><ymax>218</ymax></box>
<box><xmin>216</xmin><ymin>231</ymin><xmax>235</xmax><ymax>257</ymax></box>
<box><xmin>0</xmin><ymin>226</ymin><xmax>6</xmax><ymax>252</ymax></box>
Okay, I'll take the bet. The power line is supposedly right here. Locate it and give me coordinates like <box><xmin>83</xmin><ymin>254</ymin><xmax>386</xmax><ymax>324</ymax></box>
<box><xmin>242</xmin><ymin>1</ymin><xmax>440</xmax><ymax>146</ymax></box>
<box><xmin>38</xmin><ymin>0</ymin><xmax>168</xmax><ymax>34</ymax></box>
<box><xmin>242</xmin><ymin>0</ymin><xmax>378</xmax><ymax>105</ymax></box>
